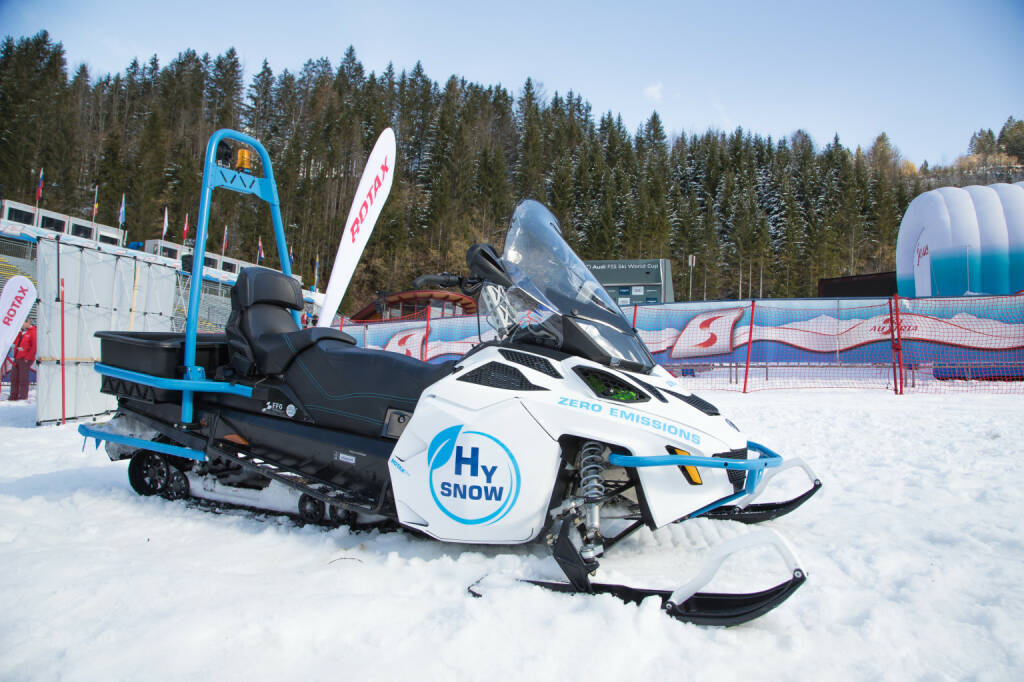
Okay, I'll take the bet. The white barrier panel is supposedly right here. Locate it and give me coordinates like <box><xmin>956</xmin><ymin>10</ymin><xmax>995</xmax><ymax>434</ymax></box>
<box><xmin>35</xmin><ymin>238</ymin><xmax>176</xmax><ymax>423</ymax></box>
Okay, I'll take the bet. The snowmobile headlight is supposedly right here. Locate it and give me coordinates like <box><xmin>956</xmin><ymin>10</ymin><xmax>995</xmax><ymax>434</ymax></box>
<box><xmin>667</xmin><ymin>446</ymin><xmax>703</xmax><ymax>485</ymax></box>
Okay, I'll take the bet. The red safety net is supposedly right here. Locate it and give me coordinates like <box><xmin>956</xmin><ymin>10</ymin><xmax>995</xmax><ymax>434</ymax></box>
<box><xmin>342</xmin><ymin>294</ymin><xmax>1024</xmax><ymax>395</ymax></box>
<box><xmin>893</xmin><ymin>295</ymin><xmax>1024</xmax><ymax>394</ymax></box>
<box><xmin>638</xmin><ymin>299</ymin><xmax>901</xmax><ymax>392</ymax></box>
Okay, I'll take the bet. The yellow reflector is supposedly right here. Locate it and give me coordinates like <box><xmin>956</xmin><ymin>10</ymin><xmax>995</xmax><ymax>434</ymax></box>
<box><xmin>668</xmin><ymin>447</ymin><xmax>702</xmax><ymax>485</ymax></box>
<box><xmin>682</xmin><ymin>465</ymin><xmax>703</xmax><ymax>485</ymax></box>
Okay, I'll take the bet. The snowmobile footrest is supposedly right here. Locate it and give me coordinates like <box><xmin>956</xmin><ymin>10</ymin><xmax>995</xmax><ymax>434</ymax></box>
<box><xmin>208</xmin><ymin>441</ymin><xmax>379</xmax><ymax>514</ymax></box>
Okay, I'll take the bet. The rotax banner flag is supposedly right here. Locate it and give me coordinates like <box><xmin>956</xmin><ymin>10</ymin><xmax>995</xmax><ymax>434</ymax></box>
<box><xmin>0</xmin><ymin>276</ymin><xmax>38</xmax><ymax>360</ymax></box>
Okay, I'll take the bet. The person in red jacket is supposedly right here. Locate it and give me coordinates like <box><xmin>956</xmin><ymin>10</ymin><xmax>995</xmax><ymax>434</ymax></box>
<box><xmin>8</xmin><ymin>319</ymin><xmax>36</xmax><ymax>401</ymax></box>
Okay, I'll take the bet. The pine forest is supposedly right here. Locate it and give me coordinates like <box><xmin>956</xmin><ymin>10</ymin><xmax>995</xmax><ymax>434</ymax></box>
<box><xmin>2</xmin><ymin>32</ymin><xmax>1023</xmax><ymax>311</ymax></box>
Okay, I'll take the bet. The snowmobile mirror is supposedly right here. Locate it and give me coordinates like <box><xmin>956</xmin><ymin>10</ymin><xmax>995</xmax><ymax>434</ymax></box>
<box><xmin>466</xmin><ymin>244</ymin><xmax>513</xmax><ymax>288</ymax></box>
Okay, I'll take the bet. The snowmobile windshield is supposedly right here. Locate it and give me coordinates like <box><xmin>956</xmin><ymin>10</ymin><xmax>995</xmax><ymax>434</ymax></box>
<box><xmin>500</xmin><ymin>200</ymin><xmax>656</xmax><ymax>373</ymax></box>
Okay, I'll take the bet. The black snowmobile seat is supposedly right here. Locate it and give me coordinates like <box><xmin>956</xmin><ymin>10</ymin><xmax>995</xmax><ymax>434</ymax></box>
<box><xmin>285</xmin><ymin>342</ymin><xmax>454</xmax><ymax>437</ymax></box>
<box><xmin>226</xmin><ymin>267</ymin><xmax>356</xmax><ymax>377</ymax></box>
<box><xmin>227</xmin><ymin>267</ymin><xmax>454</xmax><ymax>437</ymax></box>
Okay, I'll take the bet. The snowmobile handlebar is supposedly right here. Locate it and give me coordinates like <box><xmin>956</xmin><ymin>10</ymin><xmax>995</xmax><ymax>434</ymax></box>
<box><xmin>413</xmin><ymin>272</ymin><xmax>463</xmax><ymax>289</ymax></box>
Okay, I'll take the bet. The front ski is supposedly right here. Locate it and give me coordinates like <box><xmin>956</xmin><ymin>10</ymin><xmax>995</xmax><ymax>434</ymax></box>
<box><xmin>704</xmin><ymin>455</ymin><xmax>822</xmax><ymax>524</ymax></box>
<box><xmin>703</xmin><ymin>479</ymin><xmax>822</xmax><ymax>524</ymax></box>
<box><xmin>524</xmin><ymin>572</ymin><xmax>805</xmax><ymax>627</ymax></box>
<box><xmin>516</xmin><ymin>523</ymin><xmax>807</xmax><ymax>626</ymax></box>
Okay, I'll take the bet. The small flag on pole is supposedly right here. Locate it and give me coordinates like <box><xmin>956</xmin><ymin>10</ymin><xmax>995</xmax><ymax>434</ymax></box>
<box><xmin>312</xmin><ymin>253</ymin><xmax>319</xmax><ymax>292</ymax></box>
<box><xmin>162</xmin><ymin>207</ymin><xmax>168</xmax><ymax>240</ymax></box>
<box><xmin>182</xmin><ymin>213</ymin><xmax>189</xmax><ymax>243</ymax></box>
<box><xmin>92</xmin><ymin>186</ymin><xmax>99</xmax><ymax>220</ymax></box>
<box><xmin>257</xmin><ymin>236</ymin><xmax>265</xmax><ymax>264</ymax></box>
<box><xmin>35</xmin><ymin>168</ymin><xmax>44</xmax><ymax>203</ymax></box>
<box><xmin>221</xmin><ymin>225</ymin><xmax>228</xmax><ymax>256</ymax></box>
<box><xmin>118</xmin><ymin>194</ymin><xmax>126</xmax><ymax>225</ymax></box>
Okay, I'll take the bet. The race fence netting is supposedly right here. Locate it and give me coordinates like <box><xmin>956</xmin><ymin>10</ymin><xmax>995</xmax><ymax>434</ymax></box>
<box><xmin>344</xmin><ymin>295</ymin><xmax>1023</xmax><ymax>395</ymax></box>
<box><xmin>32</xmin><ymin>237</ymin><xmax>234</xmax><ymax>423</ymax></box>
<box><xmin>636</xmin><ymin>298</ymin><xmax>903</xmax><ymax>392</ymax></box>
<box><xmin>894</xmin><ymin>295</ymin><xmax>1024</xmax><ymax>393</ymax></box>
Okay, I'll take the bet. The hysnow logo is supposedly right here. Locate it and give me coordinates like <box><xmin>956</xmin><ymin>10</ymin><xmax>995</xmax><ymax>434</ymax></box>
<box><xmin>427</xmin><ymin>425</ymin><xmax>521</xmax><ymax>525</ymax></box>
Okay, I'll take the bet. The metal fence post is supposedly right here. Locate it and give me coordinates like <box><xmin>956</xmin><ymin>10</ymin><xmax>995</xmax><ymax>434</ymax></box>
<box><xmin>742</xmin><ymin>300</ymin><xmax>756</xmax><ymax>393</ymax></box>
<box><xmin>892</xmin><ymin>294</ymin><xmax>906</xmax><ymax>395</ymax></box>
<box><xmin>887</xmin><ymin>296</ymin><xmax>900</xmax><ymax>395</ymax></box>
<box><xmin>422</xmin><ymin>307</ymin><xmax>431</xmax><ymax>362</ymax></box>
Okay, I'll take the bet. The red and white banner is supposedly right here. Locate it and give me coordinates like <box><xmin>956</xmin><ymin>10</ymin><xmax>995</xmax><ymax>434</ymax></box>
<box><xmin>640</xmin><ymin>307</ymin><xmax>1024</xmax><ymax>358</ymax></box>
<box><xmin>382</xmin><ymin>327</ymin><xmax>490</xmax><ymax>360</ymax></box>
<box><xmin>1</xmin><ymin>276</ymin><xmax>37</xmax><ymax>361</ymax></box>
<box><xmin>319</xmin><ymin>128</ymin><xmax>396</xmax><ymax>328</ymax></box>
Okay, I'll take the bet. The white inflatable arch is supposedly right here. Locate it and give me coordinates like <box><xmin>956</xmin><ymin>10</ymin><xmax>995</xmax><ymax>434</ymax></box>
<box><xmin>896</xmin><ymin>182</ymin><xmax>1024</xmax><ymax>297</ymax></box>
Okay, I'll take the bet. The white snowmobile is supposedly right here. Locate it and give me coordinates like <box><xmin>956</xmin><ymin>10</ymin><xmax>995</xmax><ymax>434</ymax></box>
<box><xmin>81</xmin><ymin>133</ymin><xmax>819</xmax><ymax>626</ymax></box>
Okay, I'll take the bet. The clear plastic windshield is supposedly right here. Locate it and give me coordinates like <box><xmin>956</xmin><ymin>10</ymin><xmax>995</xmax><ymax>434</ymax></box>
<box><xmin>502</xmin><ymin>201</ymin><xmax>624</xmax><ymax>319</ymax></box>
<box><xmin>483</xmin><ymin>200</ymin><xmax>655</xmax><ymax>372</ymax></box>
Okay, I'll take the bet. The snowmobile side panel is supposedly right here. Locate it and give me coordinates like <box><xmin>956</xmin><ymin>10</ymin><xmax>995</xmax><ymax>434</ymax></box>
<box><xmin>389</xmin><ymin>396</ymin><xmax>560</xmax><ymax>544</ymax></box>
<box><xmin>515</xmin><ymin>382</ymin><xmax>742</xmax><ymax>528</ymax></box>
<box><xmin>213</xmin><ymin>408</ymin><xmax>394</xmax><ymax>495</ymax></box>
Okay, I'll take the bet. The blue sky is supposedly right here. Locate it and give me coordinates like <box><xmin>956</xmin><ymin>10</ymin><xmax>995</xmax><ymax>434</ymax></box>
<box><xmin>3</xmin><ymin>0</ymin><xmax>1022</xmax><ymax>166</ymax></box>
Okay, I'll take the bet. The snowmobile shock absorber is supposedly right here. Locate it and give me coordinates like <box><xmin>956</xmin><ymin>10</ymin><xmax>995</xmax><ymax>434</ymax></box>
<box><xmin>578</xmin><ymin>441</ymin><xmax>606</xmax><ymax>561</ymax></box>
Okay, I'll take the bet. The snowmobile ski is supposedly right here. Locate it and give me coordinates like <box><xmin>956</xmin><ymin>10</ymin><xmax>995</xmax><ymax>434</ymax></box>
<box><xmin>473</xmin><ymin>524</ymin><xmax>807</xmax><ymax>626</ymax></box>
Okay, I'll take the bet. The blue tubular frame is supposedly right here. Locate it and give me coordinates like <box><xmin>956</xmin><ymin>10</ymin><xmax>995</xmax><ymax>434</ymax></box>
<box><xmin>95</xmin><ymin>364</ymin><xmax>254</xmax><ymax>398</ymax></box>
<box><xmin>180</xmin><ymin>129</ymin><xmax>296</xmax><ymax>423</ymax></box>
<box><xmin>79</xmin><ymin>424</ymin><xmax>206</xmax><ymax>462</ymax></box>
<box><xmin>85</xmin><ymin>129</ymin><xmax>293</xmax><ymax>453</ymax></box>
<box><xmin>607</xmin><ymin>440</ymin><xmax>784</xmax><ymax>519</ymax></box>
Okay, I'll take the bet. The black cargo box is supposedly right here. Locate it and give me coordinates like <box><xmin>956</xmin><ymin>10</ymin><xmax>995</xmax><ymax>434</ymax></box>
<box><xmin>96</xmin><ymin>331</ymin><xmax>229</xmax><ymax>403</ymax></box>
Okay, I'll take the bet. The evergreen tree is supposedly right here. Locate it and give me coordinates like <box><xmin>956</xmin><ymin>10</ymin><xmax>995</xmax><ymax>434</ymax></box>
<box><xmin>0</xmin><ymin>32</ymin><xmax>72</xmax><ymax>206</ymax></box>
<box><xmin>514</xmin><ymin>78</ymin><xmax>545</xmax><ymax>201</ymax></box>
<box><xmin>997</xmin><ymin>117</ymin><xmax>1024</xmax><ymax>162</ymax></box>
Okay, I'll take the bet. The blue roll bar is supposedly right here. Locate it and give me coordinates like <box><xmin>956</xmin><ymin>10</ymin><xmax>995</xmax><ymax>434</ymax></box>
<box><xmin>180</xmin><ymin>129</ymin><xmax>295</xmax><ymax>423</ymax></box>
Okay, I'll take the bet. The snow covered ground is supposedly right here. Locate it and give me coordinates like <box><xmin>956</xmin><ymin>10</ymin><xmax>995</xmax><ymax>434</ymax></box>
<box><xmin>2</xmin><ymin>388</ymin><xmax>1023</xmax><ymax>681</ymax></box>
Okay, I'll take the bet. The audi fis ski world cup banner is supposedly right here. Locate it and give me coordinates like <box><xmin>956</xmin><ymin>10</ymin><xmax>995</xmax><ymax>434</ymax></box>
<box><xmin>0</xmin><ymin>276</ymin><xmax>37</xmax><ymax>362</ymax></box>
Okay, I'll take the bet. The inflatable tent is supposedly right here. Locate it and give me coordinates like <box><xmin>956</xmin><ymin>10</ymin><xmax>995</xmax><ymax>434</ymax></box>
<box><xmin>896</xmin><ymin>182</ymin><xmax>1024</xmax><ymax>297</ymax></box>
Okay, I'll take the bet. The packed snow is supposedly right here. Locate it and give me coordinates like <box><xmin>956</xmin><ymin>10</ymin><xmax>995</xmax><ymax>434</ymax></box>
<box><xmin>2</xmin><ymin>388</ymin><xmax>1023</xmax><ymax>681</ymax></box>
